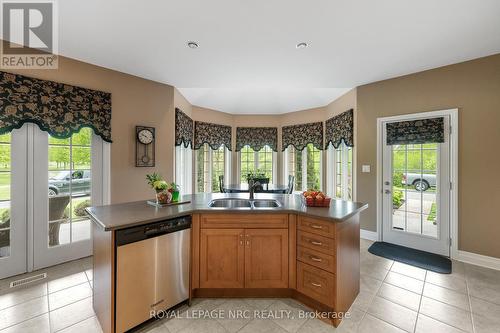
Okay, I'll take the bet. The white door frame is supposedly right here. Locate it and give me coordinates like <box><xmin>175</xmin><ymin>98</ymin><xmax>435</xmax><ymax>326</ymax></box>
<box><xmin>0</xmin><ymin>127</ymin><xmax>28</xmax><ymax>279</ymax></box>
<box><xmin>376</xmin><ymin>109</ymin><xmax>458</xmax><ymax>257</ymax></box>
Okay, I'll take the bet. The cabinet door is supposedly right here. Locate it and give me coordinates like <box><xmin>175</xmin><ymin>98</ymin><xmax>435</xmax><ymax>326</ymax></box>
<box><xmin>200</xmin><ymin>229</ymin><xmax>244</xmax><ymax>288</ymax></box>
<box><xmin>245</xmin><ymin>229</ymin><xmax>289</xmax><ymax>288</ymax></box>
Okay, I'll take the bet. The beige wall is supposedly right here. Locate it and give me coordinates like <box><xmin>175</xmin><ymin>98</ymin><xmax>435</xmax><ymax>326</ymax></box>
<box><xmin>6</xmin><ymin>56</ymin><xmax>176</xmax><ymax>204</ymax></box>
<box><xmin>356</xmin><ymin>54</ymin><xmax>500</xmax><ymax>258</ymax></box>
<box><xmin>174</xmin><ymin>88</ymin><xmax>193</xmax><ymax>117</ymax></box>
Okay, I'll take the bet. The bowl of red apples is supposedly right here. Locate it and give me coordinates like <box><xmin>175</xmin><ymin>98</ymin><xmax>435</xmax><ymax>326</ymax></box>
<box><xmin>302</xmin><ymin>190</ymin><xmax>331</xmax><ymax>207</ymax></box>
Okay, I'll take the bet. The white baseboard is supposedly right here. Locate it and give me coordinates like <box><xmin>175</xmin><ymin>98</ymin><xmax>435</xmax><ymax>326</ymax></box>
<box><xmin>360</xmin><ymin>229</ymin><xmax>378</xmax><ymax>242</ymax></box>
<box><xmin>453</xmin><ymin>250</ymin><xmax>500</xmax><ymax>271</ymax></box>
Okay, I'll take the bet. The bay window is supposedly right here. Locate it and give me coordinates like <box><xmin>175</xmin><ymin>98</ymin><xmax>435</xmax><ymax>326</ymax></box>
<box><xmin>327</xmin><ymin>142</ymin><xmax>353</xmax><ymax>200</ymax></box>
<box><xmin>239</xmin><ymin>145</ymin><xmax>274</xmax><ymax>183</ymax></box>
<box><xmin>175</xmin><ymin>145</ymin><xmax>193</xmax><ymax>194</ymax></box>
<box><xmin>284</xmin><ymin>143</ymin><xmax>322</xmax><ymax>192</ymax></box>
<box><xmin>196</xmin><ymin>144</ymin><xmax>230</xmax><ymax>193</ymax></box>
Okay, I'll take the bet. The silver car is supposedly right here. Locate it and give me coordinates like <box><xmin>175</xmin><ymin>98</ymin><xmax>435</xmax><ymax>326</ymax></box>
<box><xmin>402</xmin><ymin>173</ymin><xmax>436</xmax><ymax>191</ymax></box>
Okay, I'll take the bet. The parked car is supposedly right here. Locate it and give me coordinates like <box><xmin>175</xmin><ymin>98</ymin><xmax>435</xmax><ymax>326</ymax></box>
<box><xmin>402</xmin><ymin>173</ymin><xmax>436</xmax><ymax>191</ymax></box>
<box><xmin>48</xmin><ymin>170</ymin><xmax>91</xmax><ymax>196</ymax></box>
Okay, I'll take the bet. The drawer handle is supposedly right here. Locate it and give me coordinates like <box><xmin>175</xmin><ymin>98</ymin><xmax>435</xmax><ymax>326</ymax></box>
<box><xmin>309</xmin><ymin>255</ymin><xmax>323</xmax><ymax>262</ymax></box>
<box><xmin>310</xmin><ymin>224</ymin><xmax>323</xmax><ymax>229</ymax></box>
<box><xmin>311</xmin><ymin>282</ymin><xmax>322</xmax><ymax>288</ymax></box>
<box><xmin>309</xmin><ymin>240</ymin><xmax>323</xmax><ymax>246</ymax></box>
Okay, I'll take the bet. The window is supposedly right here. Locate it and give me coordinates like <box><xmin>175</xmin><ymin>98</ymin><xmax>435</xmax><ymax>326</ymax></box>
<box><xmin>239</xmin><ymin>145</ymin><xmax>274</xmax><ymax>183</ymax></box>
<box><xmin>175</xmin><ymin>145</ymin><xmax>193</xmax><ymax>194</ymax></box>
<box><xmin>327</xmin><ymin>142</ymin><xmax>353</xmax><ymax>200</ymax></box>
<box><xmin>196</xmin><ymin>144</ymin><xmax>229</xmax><ymax>193</ymax></box>
<box><xmin>285</xmin><ymin>143</ymin><xmax>322</xmax><ymax>192</ymax></box>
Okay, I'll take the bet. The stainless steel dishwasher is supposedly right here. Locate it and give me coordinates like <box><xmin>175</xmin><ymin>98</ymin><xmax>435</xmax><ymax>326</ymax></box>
<box><xmin>115</xmin><ymin>215</ymin><xmax>191</xmax><ymax>333</ymax></box>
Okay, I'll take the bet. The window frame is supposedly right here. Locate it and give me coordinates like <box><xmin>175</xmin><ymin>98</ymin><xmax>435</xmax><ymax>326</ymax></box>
<box><xmin>327</xmin><ymin>142</ymin><xmax>353</xmax><ymax>200</ymax></box>
<box><xmin>195</xmin><ymin>144</ymin><xmax>230</xmax><ymax>193</ymax></box>
<box><xmin>284</xmin><ymin>144</ymin><xmax>323</xmax><ymax>192</ymax></box>
<box><xmin>237</xmin><ymin>145</ymin><xmax>277</xmax><ymax>184</ymax></box>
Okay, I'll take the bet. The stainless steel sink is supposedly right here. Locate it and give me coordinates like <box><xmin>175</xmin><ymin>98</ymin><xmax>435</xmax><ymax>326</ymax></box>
<box><xmin>208</xmin><ymin>199</ymin><xmax>252</xmax><ymax>208</ymax></box>
<box><xmin>208</xmin><ymin>198</ymin><xmax>281</xmax><ymax>209</ymax></box>
<box><xmin>252</xmin><ymin>199</ymin><xmax>282</xmax><ymax>208</ymax></box>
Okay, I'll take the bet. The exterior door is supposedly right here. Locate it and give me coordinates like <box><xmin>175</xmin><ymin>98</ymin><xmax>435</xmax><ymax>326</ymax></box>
<box><xmin>33</xmin><ymin>127</ymin><xmax>103</xmax><ymax>269</ymax></box>
<box><xmin>0</xmin><ymin>128</ymin><xmax>28</xmax><ymax>279</ymax></box>
<box><xmin>244</xmin><ymin>229</ymin><xmax>288</xmax><ymax>288</ymax></box>
<box><xmin>382</xmin><ymin>114</ymin><xmax>451</xmax><ymax>256</ymax></box>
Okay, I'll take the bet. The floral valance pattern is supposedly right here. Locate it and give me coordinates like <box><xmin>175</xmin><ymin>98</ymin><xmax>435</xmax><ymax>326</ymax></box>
<box><xmin>175</xmin><ymin>108</ymin><xmax>193</xmax><ymax>148</ymax></box>
<box><xmin>386</xmin><ymin>117</ymin><xmax>445</xmax><ymax>145</ymax></box>
<box><xmin>236</xmin><ymin>127</ymin><xmax>278</xmax><ymax>152</ymax></box>
<box><xmin>0</xmin><ymin>71</ymin><xmax>112</xmax><ymax>142</ymax></box>
<box><xmin>282</xmin><ymin>121</ymin><xmax>323</xmax><ymax>151</ymax></box>
<box><xmin>325</xmin><ymin>109</ymin><xmax>354</xmax><ymax>148</ymax></box>
<box><xmin>194</xmin><ymin>121</ymin><xmax>232</xmax><ymax>150</ymax></box>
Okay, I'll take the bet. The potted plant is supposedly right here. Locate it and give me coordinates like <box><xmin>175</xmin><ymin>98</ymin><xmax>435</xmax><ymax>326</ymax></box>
<box><xmin>146</xmin><ymin>173</ymin><xmax>180</xmax><ymax>204</ymax></box>
<box><xmin>246</xmin><ymin>169</ymin><xmax>270</xmax><ymax>184</ymax></box>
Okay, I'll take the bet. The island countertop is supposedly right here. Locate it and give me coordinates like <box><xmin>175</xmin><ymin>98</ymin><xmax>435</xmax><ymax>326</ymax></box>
<box><xmin>86</xmin><ymin>193</ymin><xmax>368</xmax><ymax>231</ymax></box>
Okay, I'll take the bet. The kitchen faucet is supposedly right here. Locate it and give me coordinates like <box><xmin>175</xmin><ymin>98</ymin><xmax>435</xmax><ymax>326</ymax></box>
<box><xmin>248</xmin><ymin>179</ymin><xmax>261</xmax><ymax>201</ymax></box>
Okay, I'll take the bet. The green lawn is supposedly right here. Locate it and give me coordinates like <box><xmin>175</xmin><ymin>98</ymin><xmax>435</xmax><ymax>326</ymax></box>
<box><xmin>428</xmin><ymin>203</ymin><xmax>437</xmax><ymax>223</ymax></box>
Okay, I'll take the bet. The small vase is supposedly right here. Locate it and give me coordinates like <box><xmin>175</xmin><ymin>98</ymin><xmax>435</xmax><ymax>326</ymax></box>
<box><xmin>156</xmin><ymin>190</ymin><xmax>172</xmax><ymax>205</ymax></box>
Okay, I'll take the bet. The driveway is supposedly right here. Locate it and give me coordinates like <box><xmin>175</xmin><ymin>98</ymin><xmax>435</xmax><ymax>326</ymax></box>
<box><xmin>393</xmin><ymin>189</ymin><xmax>437</xmax><ymax>237</ymax></box>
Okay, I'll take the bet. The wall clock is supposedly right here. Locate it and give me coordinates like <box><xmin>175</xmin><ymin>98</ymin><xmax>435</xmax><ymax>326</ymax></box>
<box><xmin>135</xmin><ymin>126</ymin><xmax>155</xmax><ymax>167</ymax></box>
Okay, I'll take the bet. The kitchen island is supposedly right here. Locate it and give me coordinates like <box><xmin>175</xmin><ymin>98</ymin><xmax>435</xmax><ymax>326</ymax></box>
<box><xmin>86</xmin><ymin>193</ymin><xmax>368</xmax><ymax>333</ymax></box>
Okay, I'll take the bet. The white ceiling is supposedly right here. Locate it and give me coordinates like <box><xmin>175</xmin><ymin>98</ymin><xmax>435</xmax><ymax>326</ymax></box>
<box><xmin>59</xmin><ymin>0</ymin><xmax>500</xmax><ymax>114</ymax></box>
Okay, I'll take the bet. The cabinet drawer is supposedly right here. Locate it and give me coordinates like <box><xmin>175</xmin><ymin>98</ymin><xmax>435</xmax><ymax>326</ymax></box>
<box><xmin>297</xmin><ymin>246</ymin><xmax>335</xmax><ymax>274</ymax></box>
<box><xmin>297</xmin><ymin>262</ymin><xmax>335</xmax><ymax>307</ymax></box>
<box><xmin>297</xmin><ymin>230</ymin><xmax>335</xmax><ymax>255</ymax></box>
<box><xmin>201</xmin><ymin>214</ymin><xmax>288</xmax><ymax>229</ymax></box>
<box><xmin>298</xmin><ymin>216</ymin><xmax>335</xmax><ymax>239</ymax></box>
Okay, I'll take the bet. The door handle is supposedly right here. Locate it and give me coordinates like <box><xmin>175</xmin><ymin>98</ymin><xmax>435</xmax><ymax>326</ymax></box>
<box><xmin>384</xmin><ymin>181</ymin><xmax>390</xmax><ymax>185</ymax></box>
<box><xmin>384</xmin><ymin>190</ymin><xmax>391</xmax><ymax>194</ymax></box>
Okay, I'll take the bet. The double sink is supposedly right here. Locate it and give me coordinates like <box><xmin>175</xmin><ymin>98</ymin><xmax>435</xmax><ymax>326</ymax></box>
<box><xmin>208</xmin><ymin>198</ymin><xmax>282</xmax><ymax>209</ymax></box>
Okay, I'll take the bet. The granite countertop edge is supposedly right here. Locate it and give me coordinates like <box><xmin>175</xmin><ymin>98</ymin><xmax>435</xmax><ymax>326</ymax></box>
<box><xmin>85</xmin><ymin>193</ymin><xmax>368</xmax><ymax>231</ymax></box>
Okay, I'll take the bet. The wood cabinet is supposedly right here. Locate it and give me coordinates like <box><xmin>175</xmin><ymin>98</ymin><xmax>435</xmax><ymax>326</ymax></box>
<box><xmin>245</xmin><ymin>229</ymin><xmax>288</xmax><ymax>288</ymax></box>
<box><xmin>200</xmin><ymin>229</ymin><xmax>245</xmax><ymax>288</ymax></box>
<box><xmin>296</xmin><ymin>215</ymin><xmax>360</xmax><ymax>326</ymax></box>
<box><xmin>198</xmin><ymin>214</ymin><xmax>289</xmax><ymax>289</ymax></box>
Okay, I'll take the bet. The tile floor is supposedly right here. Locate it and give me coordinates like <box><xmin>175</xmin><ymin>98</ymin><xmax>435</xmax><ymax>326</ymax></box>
<box><xmin>1</xmin><ymin>239</ymin><xmax>499</xmax><ymax>332</ymax></box>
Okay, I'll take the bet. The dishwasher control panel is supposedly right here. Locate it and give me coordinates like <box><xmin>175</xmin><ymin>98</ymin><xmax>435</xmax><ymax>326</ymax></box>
<box><xmin>116</xmin><ymin>215</ymin><xmax>191</xmax><ymax>246</ymax></box>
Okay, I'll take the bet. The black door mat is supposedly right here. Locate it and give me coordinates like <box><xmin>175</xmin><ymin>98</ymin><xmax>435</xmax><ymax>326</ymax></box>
<box><xmin>368</xmin><ymin>241</ymin><xmax>451</xmax><ymax>274</ymax></box>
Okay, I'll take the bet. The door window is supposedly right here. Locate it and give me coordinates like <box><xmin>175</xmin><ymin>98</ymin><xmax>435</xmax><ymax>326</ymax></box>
<box><xmin>0</xmin><ymin>133</ymin><xmax>11</xmax><ymax>257</ymax></box>
<box><xmin>391</xmin><ymin>143</ymin><xmax>438</xmax><ymax>237</ymax></box>
<box><xmin>48</xmin><ymin>128</ymin><xmax>92</xmax><ymax>246</ymax></box>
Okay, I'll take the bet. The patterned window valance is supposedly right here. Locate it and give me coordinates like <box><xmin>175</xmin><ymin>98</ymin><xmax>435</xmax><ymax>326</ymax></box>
<box><xmin>386</xmin><ymin>117</ymin><xmax>444</xmax><ymax>145</ymax></box>
<box><xmin>175</xmin><ymin>108</ymin><xmax>193</xmax><ymax>148</ymax></box>
<box><xmin>236</xmin><ymin>127</ymin><xmax>278</xmax><ymax>152</ymax></box>
<box><xmin>282</xmin><ymin>121</ymin><xmax>323</xmax><ymax>151</ymax></box>
<box><xmin>0</xmin><ymin>71</ymin><xmax>112</xmax><ymax>142</ymax></box>
<box><xmin>325</xmin><ymin>109</ymin><xmax>354</xmax><ymax>148</ymax></box>
<box><xmin>194</xmin><ymin>121</ymin><xmax>232</xmax><ymax>151</ymax></box>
